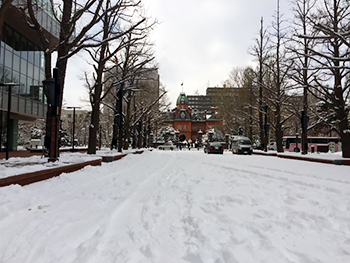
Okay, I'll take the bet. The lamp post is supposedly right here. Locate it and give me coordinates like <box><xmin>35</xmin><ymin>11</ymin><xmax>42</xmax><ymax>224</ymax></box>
<box><xmin>43</xmin><ymin>68</ymin><xmax>62</xmax><ymax>162</ymax></box>
<box><xmin>301</xmin><ymin>110</ymin><xmax>309</xmax><ymax>154</ymax></box>
<box><xmin>66</xmin><ymin>106</ymin><xmax>80</xmax><ymax>151</ymax></box>
<box><xmin>0</xmin><ymin>83</ymin><xmax>19</xmax><ymax>160</ymax></box>
<box><xmin>263</xmin><ymin>105</ymin><xmax>269</xmax><ymax>152</ymax></box>
<box><xmin>295</xmin><ymin>123</ymin><xmax>300</xmax><ymax>152</ymax></box>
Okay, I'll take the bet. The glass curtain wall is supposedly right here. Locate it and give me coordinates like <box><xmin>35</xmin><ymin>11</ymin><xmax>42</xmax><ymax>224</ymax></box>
<box><xmin>0</xmin><ymin>24</ymin><xmax>45</xmax><ymax>102</ymax></box>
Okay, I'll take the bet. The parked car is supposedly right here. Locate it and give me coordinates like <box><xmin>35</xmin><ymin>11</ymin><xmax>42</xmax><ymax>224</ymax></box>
<box><xmin>158</xmin><ymin>141</ymin><xmax>175</xmax><ymax>150</ymax></box>
<box><xmin>231</xmin><ymin>136</ymin><xmax>253</xmax><ymax>155</ymax></box>
<box><xmin>204</xmin><ymin>141</ymin><xmax>224</xmax><ymax>154</ymax></box>
<box><xmin>267</xmin><ymin>141</ymin><xmax>277</xmax><ymax>151</ymax></box>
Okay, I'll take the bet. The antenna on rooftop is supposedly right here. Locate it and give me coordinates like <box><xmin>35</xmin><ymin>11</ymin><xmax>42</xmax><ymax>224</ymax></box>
<box><xmin>181</xmin><ymin>81</ymin><xmax>184</xmax><ymax>93</ymax></box>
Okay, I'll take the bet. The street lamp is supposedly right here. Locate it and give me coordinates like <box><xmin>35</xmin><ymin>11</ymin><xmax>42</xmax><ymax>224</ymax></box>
<box><xmin>295</xmin><ymin>123</ymin><xmax>300</xmax><ymax>152</ymax></box>
<box><xmin>43</xmin><ymin>68</ymin><xmax>62</xmax><ymax>162</ymax></box>
<box><xmin>263</xmin><ymin>105</ymin><xmax>269</xmax><ymax>152</ymax></box>
<box><xmin>301</xmin><ymin>110</ymin><xmax>309</xmax><ymax>154</ymax></box>
<box><xmin>66</xmin><ymin>106</ymin><xmax>81</xmax><ymax>151</ymax></box>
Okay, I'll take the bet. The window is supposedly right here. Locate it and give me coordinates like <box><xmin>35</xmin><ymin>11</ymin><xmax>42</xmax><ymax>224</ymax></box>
<box><xmin>27</xmin><ymin>77</ymin><xmax>33</xmax><ymax>93</ymax></box>
<box><xmin>28</xmin><ymin>41</ymin><xmax>34</xmax><ymax>64</ymax></box>
<box><xmin>34</xmin><ymin>46</ymin><xmax>40</xmax><ymax>66</ymax></box>
<box><xmin>21</xmin><ymin>37</ymin><xmax>28</xmax><ymax>57</ymax></box>
<box><xmin>13</xmin><ymin>54</ymin><xmax>20</xmax><ymax>72</ymax></box>
<box><xmin>5</xmin><ymin>49</ymin><xmax>13</xmax><ymax>69</ymax></box>
<box><xmin>34</xmin><ymin>66</ymin><xmax>40</xmax><ymax>80</ymax></box>
<box><xmin>13</xmin><ymin>71</ymin><xmax>19</xmax><ymax>85</ymax></box>
<box><xmin>40</xmin><ymin>52</ymin><xmax>45</xmax><ymax>69</ymax></box>
<box><xmin>4</xmin><ymin>26</ymin><xmax>14</xmax><ymax>48</ymax></box>
<box><xmin>20</xmin><ymin>58</ymin><xmax>27</xmax><ymax>75</ymax></box>
<box><xmin>20</xmin><ymin>74</ymin><xmax>26</xmax><ymax>94</ymax></box>
<box><xmin>177</xmin><ymin>125</ymin><xmax>182</xmax><ymax>131</ymax></box>
<box><xmin>3</xmin><ymin>67</ymin><xmax>11</xmax><ymax>83</ymax></box>
<box><xmin>14</xmin><ymin>31</ymin><xmax>21</xmax><ymax>54</ymax></box>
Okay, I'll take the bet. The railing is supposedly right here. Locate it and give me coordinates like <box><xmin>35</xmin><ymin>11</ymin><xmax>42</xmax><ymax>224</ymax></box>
<box><xmin>0</xmin><ymin>90</ymin><xmax>47</xmax><ymax>119</ymax></box>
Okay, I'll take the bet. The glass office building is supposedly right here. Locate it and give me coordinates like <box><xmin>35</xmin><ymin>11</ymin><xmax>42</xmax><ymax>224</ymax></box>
<box><xmin>0</xmin><ymin>0</ymin><xmax>59</xmax><ymax>150</ymax></box>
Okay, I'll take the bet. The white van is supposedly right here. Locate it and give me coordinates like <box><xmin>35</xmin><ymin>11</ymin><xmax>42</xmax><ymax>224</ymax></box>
<box><xmin>231</xmin><ymin>136</ymin><xmax>253</xmax><ymax>155</ymax></box>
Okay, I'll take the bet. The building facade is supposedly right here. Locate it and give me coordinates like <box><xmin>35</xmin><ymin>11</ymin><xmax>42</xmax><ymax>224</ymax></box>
<box><xmin>187</xmin><ymin>95</ymin><xmax>213</xmax><ymax>112</ymax></box>
<box><xmin>0</xmin><ymin>0</ymin><xmax>59</xmax><ymax>150</ymax></box>
<box><xmin>163</xmin><ymin>92</ymin><xmax>222</xmax><ymax>143</ymax></box>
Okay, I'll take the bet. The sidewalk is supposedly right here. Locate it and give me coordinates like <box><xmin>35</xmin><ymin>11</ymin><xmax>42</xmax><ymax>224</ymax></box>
<box><xmin>0</xmin><ymin>149</ymin><xmax>146</xmax><ymax>187</ymax></box>
<box><xmin>0</xmin><ymin>147</ymin><xmax>88</xmax><ymax>160</ymax></box>
<box><xmin>253</xmin><ymin>150</ymin><xmax>350</xmax><ymax>166</ymax></box>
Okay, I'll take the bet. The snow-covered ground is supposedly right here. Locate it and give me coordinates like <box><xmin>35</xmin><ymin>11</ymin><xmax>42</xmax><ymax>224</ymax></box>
<box><xmin>0</xmin><ymin>149</ymin><xmax>136</xmax><ymax>179</ymax></box>
<box><xmin>0</xmin><ymin>150</ymin><xmax>349</xmax><ymax>263</ymax></box>
<box><xmin>0</xmin><ymin>152</ymin><xmax>101</xmax><ymax>179</ymax></box>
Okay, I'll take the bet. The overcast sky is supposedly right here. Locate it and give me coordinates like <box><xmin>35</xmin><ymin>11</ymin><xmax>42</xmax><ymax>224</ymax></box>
<box><xmin>63</xmin><ymin>0</ymin><xmax>293</xmax><ymax>109</ymax></box>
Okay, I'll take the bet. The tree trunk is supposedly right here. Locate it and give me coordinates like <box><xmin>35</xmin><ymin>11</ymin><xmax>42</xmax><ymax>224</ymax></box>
<box><xmin>258</xmin><ymin>17</ymin><xmax>265</xmax><ymax>148</ymax></box>
<box><xmin>87</xmin><ymin>17</ymin><xmax>108</xmax><ymax>153</ymax></box>
<box><xmin>88</xmin><ymin>104</ymin><xmax>99</xmax><ymax>154</ymax></box>
<box><xmin>123</xmin><ymin>91</ymin><xmax>132</xmax><ymax>150</ymax></box>
<box><xmin>55</xmin><ymin>0</ymin><xmax>73</xmax><ymax>107</ymax></box>
<box><xmin>275</xmin><ymin>105</ymin><xmax>284</xmax><ymax>152</ymax></box>
<box><xmin>137</xmin><ymin>120</ymin><xmax>143</xmax><ymax>149</ymax></box>
<box><xmin>302</xmin><ymin>0</ymin><xmax>309</xmax><ymax>155</ymax></box>
<box><xmin>248</xmin><ymin>78</ymin><xmax>253</xmax><ymax>140</ymax></box>
<box><xmin>117</xmin><ymin>84</ymin><xmax>124</xmax><ymax>152</ymax></box>
<box><xmin>334</xmin><ymin>44</ymin><xmax>350</xmax><ymax>158</ymax></box>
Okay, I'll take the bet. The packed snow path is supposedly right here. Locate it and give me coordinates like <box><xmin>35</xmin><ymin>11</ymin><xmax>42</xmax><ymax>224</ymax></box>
<box><xmin>0</xmin><ymin>150</ymin><xmax>349</xmax><ymax>263</ymax></box>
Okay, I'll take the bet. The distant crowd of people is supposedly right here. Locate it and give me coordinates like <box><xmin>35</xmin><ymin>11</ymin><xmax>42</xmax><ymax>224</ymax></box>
<box><xmin>177</xmin><ymin>141</ymin><xmax>198</xmax><ymax>150</ymax></box>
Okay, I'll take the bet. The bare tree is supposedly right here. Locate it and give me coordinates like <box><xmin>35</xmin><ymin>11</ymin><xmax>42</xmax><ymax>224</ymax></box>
<box><xmin>112</xmin><ymin>32</ymin><xmax>156</xmax><ymax>151</ymax></box>
<box><xmin>305</xmin><ymin>0</ymin><xmax>350</xmax><ymax>157</ymax></box>
<box><xmin>83</xmin><ymin>0</ymin><xmax>148</xmax><ymax>154</ymax></box>
<box><xmin>25</xmin><ymin>0</ymin><xmax>127</xmax><ymax>105</ymax></box>
<box><xmin>130</xmin><ymin>79</ymin><xmax>166</xmax><ymax>149</ymax></box>
<box><xmin>265</xmin><ymin>0</ymin><xmax>295</xmax><ymax>152</ymax></box>
<box><xmin>103</xmin><ymin>71</ymin><xmax>167</xmax><ymax>150</ymax></box>
<box><xmin>289</xmin><ymin>0</ymin><xmax>318</xmax><ymax>154</ymax></box>
<box><xmin>250</xmin><ymin>17</ymin><xmax>270</xmax><ymax>147</ymax></box>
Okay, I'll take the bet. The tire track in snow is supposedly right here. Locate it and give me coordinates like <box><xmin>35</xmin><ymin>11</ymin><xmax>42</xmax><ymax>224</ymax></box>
<box><xmin>78</xmin><ymin>151</ymin><xmax>184</xmax><ymax>262</ymax></box>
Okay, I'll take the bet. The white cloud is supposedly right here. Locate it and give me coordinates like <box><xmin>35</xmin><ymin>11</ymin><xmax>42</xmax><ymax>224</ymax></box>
<box><xmin>143</xmin><ymin>0</ymin><xmax>292</xmax><ymax>107</ymax></box>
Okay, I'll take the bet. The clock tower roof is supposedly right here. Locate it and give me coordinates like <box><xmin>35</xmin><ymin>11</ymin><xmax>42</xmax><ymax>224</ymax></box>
<box><xmin>176</xmin><ymin>92</ymin><xmax>189</xmax><ymax>106</ymax></box>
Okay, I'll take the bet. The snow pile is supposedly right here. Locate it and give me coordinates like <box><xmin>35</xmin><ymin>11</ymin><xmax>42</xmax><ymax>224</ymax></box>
<box><xmin>0</xmin><ymin>150</ymin><xmax>349</xmax><ymax>262</ymax></box>
<box><xmin>0</xmin><ymin>153</ymin><xmax>101</xmax><ymax>179</ymax></box>
<box><xmin>279</xmin><ymin>150</ymin><xmax>347</xmax><ymax>160</ymax></box>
